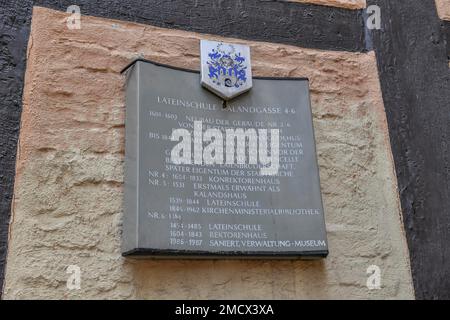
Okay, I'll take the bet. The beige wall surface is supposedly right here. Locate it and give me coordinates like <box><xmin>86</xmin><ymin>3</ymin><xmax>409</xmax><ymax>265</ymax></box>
<box><xmin>288</xmin><ymin>0</ymin><xmax>366</xmax><ymax>10</ymax></box>
<box><xmin>435</xmin><ymin>0</ymin><xmax>450</xmax><ymax>20</ymax></box>
<box><xmin>3</xmin><ymin>7</ymin><xmax>413</xmax><ymax>299</ymax></box>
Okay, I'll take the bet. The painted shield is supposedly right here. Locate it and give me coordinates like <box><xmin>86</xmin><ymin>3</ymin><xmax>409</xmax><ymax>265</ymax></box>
<box><xmin>200</xmin><ymin>40</ymin><xmax>253</xmax><ymax>101</ymax></box>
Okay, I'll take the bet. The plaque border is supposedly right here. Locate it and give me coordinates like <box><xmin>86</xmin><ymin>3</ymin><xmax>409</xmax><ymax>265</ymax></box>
<box><xmin>121</xmin><ymin>59</ymin><xmax>328</xmax><ymax>260</ymax></box>
<box><xmin>123</xmin><ymin>248</ymin><xmax>329</xmax><ymax>259</ymax></box>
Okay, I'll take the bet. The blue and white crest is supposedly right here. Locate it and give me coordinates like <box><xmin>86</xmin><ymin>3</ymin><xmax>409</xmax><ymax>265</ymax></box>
<box><xmin>201</xmin><ymin>40</ymin><xmax>252</xmax><ymax>101</ymax></box>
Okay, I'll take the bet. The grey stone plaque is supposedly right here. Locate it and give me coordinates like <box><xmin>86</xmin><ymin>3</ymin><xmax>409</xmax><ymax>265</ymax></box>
<box><xmin>121</xmin><ymin>59</ymin><xmax>328</xmax><ymax>259</ymax></box>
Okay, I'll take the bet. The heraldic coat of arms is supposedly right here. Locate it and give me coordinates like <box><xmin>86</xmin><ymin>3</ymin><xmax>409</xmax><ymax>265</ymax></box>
<box><xmin>200</xmin><ymin>40</ymin><xmax>253</xmax><ymax>101</ymax></box>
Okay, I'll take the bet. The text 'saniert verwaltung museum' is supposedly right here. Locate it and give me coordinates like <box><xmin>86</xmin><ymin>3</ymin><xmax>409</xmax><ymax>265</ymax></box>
<box><xmin>0</xmin><ymin>0</ymin><xmax>449</xmax><ymax>300</ymax></box>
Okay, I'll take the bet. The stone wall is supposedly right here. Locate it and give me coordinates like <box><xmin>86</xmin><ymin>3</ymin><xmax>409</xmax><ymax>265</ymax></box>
<box><xmin>3</xmin><ymin>7</ymin><xmax>414</xmax><ymax>299</ymax></box>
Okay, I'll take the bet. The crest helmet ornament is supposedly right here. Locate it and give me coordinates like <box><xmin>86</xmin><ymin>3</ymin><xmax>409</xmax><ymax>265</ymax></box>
<box><xmin>200</xmin><ymin>40</ymin><xmax>253</xmax><ymax>101</ymax></box>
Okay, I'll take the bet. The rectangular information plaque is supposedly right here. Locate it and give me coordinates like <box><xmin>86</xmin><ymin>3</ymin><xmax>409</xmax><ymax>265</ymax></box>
<box><xmin>121</xmin><ymin>59</ymin><xmax>328</xmax><ymax>259</ymax></box>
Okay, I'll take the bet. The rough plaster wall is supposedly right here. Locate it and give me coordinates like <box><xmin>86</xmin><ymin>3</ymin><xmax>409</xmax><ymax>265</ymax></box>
<box><xmin>435</xmin><ymin>0</ymin><xmax>450</xmax><ymax>20</ymax></box>
<box><xmin>289</xmin><ymin>0</ymin><xmax>366</xmax><ymax>10</ymax></box>
<box><xmin>3</xmin><ymin>7</ymin><xmax>414</xmax><ymax>299</ymax></box>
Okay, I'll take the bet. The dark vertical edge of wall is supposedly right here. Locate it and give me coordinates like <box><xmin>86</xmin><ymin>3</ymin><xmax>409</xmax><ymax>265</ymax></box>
<box><xmin>444</xmin><ymin>21</ymin><xmax>450</xmax><ymax>59</ymax></box>
<box><xmin>0</xmin><ymin>2</ymin><xmax>34</xmax><ymax>299</ymax></box>
<box><xmin>367</xmin><ymin>0</ymin><xmax>450</xmax><ymax>299</ymax></box>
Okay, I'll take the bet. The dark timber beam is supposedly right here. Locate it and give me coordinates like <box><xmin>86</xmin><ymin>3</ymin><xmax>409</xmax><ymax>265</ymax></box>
<box><xmin>37</xmin><ymin>0</ymin><xmax>367</xmax><ymax>52</ymax></box>
<box><xmin>367</xmin><ymin>0</ymin><xmax>450</xmax><ymax>299</ymax></box>
<box><xmin>444</xmin><ymin>21</ymin><xmax>450</xmax><ymax>59</ymax></box>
